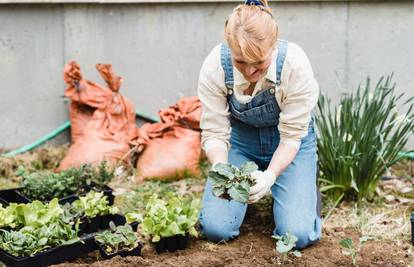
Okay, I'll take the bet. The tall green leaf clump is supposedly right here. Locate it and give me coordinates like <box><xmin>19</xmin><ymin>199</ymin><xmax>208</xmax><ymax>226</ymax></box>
<box><xmin>208</xmin><ymin>161</ymin><xmax>258</xmax><ymax>203</ymax></box>
<box><xmin>316</xmin><ymin>75</ymin><xmax>414</xmax><ymax>202</ymax></box>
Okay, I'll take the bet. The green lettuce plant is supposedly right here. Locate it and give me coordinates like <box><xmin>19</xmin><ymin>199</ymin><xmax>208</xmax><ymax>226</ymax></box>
<box><xmin>70</xmin><ymin>191</ymin><xmax>119</xmax><ymax>219</ymax></box>
<box><xmin>141</xmin><ymin>194</ymin><xmax>200</xmax><ymax>242</ymax></box>
<box><xmin>316</xmin><ymin>75</ymin><xmax>414</xmax><ymax>202</ymax></box>
<box><xmin>208</xmin><ymin>162</ymin><xmax>258</xmax><ymax>203</ymax></box>
<box><xmin>0</xmin><ymin>199</ymin><xmax>63</xmax><ymax>229</ymax></box>
<box><xmin>0</xmin><ymin>199</ymin><xmax>78</xmax><ymax>257</ymax></box>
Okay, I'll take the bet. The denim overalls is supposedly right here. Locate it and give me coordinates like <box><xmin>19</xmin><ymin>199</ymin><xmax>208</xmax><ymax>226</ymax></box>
<box><xmin>199</xmin><ymin>40</ymin><xmax>322</xmax><ymax>249</ymax></box>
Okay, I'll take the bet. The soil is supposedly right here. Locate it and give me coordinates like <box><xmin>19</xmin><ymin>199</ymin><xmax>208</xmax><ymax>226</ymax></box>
<box><xmin>1</xmin><ymin>146</ymin><xmax>412</xmax><ymax>267</ymax></box>
<box><xmin>53</xmin><ymin>227</ymin><xmax>411</xmax><ymax>267</ymax></box>
<box><xmin>53</xmin><ymin>201</ymin><xmax>412</xmax><ymax>267</ymax></box>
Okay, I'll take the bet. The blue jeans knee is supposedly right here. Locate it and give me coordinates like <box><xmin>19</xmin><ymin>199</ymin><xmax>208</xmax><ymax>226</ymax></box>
<box><xmin>199</xmin><ymin>212</ymin><xmax>240</xmax><ymax>242</ymax></box>
<box><xmin>274</xmin><ymin>216</ymin><xmax>322</xmax><ymax>249</ymax></box>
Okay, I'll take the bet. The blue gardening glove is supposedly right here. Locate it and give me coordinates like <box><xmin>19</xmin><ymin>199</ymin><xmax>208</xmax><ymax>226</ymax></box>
<box><xmin>248</xmin><ymin>170</ymin><xmax>276</xmax><ymax>203</ymax></box>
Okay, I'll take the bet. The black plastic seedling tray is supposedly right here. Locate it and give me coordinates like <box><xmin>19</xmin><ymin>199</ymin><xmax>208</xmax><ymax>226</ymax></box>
<box><xmin>0</xmin><ymin>214</ymin><xmax>138</xmax><ymax>267</ymax></box>
<box><xmin>0</xmin><ymin>233</ymin><xmax>96</xmax><ymax>267</ymax></box>
<box><xmin>77</xmin><ymin>214</ymin><xmax>138</xmax><ymax>236</ymax></box>
<box><xmin>97</xmin><ymin>242</ymin><xmax>143</xmax><ymax>259</ymax></box>
<box><xmin>0</xmin><ymin>184</ymin><xmax>114</xmax><ymax>206</ymax></box>
<box><xmin>154</xmin><ymin>235</ymin><xmax>189</xmax><ymax>254</ymax></box>
<box><xmin>0</xmin><ymin>188</ymin><xmax>30</xmax><ymax>205</ymax></box>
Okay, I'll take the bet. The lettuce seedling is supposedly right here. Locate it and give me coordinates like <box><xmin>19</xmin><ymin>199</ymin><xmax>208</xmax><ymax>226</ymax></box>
<box><xmin>142</xmin><ymin>194</ymin><xmax>200</xmax><ymax>242</ymax></box>
<box><xmin>273</xmin><ymin>231</ymin><xmax>302</xmax><ymax>262</ymax></box>
<box><xmin>0</xmin><ymin>199</ymin><xmax>63</xmax><ymax>229</ymax></box>
<box><xmin>209</xmin><ymin>161</ymin><xmax>258</xmax><ymax>203</ymax></box>
<box><xmin>95</xmin><ymin>221</ymin><xmax>139</xmax><ymax>254</ymax></box>
<box><xmin>70</xmin><ymin>191</ymin><xmax>119</xmax><ymax>219</ymax></box>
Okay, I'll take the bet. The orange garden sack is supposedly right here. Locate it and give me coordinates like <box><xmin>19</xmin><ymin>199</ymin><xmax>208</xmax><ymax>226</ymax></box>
<box><xmin>134</xmin><ymin>97</ymin><xmax>203</xmax><ymax>181</ymax></box>
<box><xmin>58</xmin><ymin>61</ymin><xmax>137</xmax><ymax>171</ymax></box>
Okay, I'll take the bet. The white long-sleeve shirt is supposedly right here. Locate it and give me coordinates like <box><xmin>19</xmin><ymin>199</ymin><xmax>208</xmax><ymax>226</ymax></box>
<box><xmin>198</xmin><ymin>41</ymin><xmax>319</xmax><ymax>154</ymax></box>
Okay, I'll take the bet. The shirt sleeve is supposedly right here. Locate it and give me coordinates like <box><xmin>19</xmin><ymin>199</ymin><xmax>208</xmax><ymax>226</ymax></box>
<box><xmin>197</xmin><ymin>45</ymin><xmax>231</xmax><ymax>153</ymax></box>
<box><xmin>278</xmin><ymin>43</ymin><xmax>319</xmax><ymax>149</ymax></box>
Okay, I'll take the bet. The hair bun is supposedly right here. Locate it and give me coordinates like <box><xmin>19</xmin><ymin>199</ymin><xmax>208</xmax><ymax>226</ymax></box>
<box><xmin>245</xmin><ymin>0</ymin><xmax>267</xmax><ymax>7</ymax></box>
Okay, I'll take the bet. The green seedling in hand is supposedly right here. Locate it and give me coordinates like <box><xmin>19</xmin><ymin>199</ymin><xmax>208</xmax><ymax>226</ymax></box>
<box><xmin>209</xmin><ymin>161</ymin><xmax>258</xmax><ymax>203</ymax></box>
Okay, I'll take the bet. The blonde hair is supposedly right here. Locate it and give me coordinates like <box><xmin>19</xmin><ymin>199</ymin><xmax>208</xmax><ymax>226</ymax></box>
<box><xmin>224</xmin><ymin>0</ymin><xmax>278</xmax><ymax>64</ymax></box>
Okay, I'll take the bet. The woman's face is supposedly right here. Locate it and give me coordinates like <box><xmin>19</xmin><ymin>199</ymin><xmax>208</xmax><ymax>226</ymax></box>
<box><xmin>231</xmin><ymin>47</ymin><xmax>273</xmax><ymax>83</ymax></box>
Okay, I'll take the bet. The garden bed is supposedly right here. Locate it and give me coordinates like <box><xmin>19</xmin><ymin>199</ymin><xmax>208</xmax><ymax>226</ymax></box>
<box><xmin>1</xmin><ymin>147</ymin><xmax>413</xmax><ymax>267</ymax></box>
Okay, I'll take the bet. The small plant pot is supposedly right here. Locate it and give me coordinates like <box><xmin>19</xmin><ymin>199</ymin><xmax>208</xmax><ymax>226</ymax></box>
<box><xmin>96</xmin><ymin>242</ymin><xmax>142</xmax><ymax>259</ymax></box>
<box><xmin>153</xmin><ymin>235</ymin><xmax>189</xmax><ymax>254</ymax></box>
<box><xmin>87</xmin><ymin>216</ymin><xmax>102</xmax><ymax>233</ymax></box>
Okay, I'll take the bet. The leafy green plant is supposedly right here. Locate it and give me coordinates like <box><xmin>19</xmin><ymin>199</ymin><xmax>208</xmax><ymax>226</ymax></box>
<box><xmin>273</xmin><ymin>231</ymin><xmax>302</xmax><ymax>262</ymax></box>
<box><xmin>141</xmin><ymin>194</ymin><xmax>200</xmax><ymax>242</ymax></box>
<box><xmin>17</xmin><ymin>162</ymin><xmax>115</xmax><ymax>202</ymax></box>
<box><xmin>340</xmin><ymin>236</ymin><xmax>373</xmax><ymax>266</ymax></box>
<box><xmin>0</xmin><ymin>203</ymin><xmax>18</xmax><ymax>228</ymax></box>
<box><xmin>0</xmin><ymin>219</ymin><xmax>79</xmax><ymax>257</ymax></box>
<box><xmin>125</xmin><ymin>212</ymin><xmax>143</xmax><ymax>224</ymax></box>
<box><xmin>0</xmin><ymin>199</ymin><xmax>63</xmax><ymax>229</ymax></box>
<box><xmin>95</xmin><ymin>221</ymin><xmax>139</xmax><ymax>254</ymax></box>
<box><xmin>86</xmin><ymin>161</ymin><xmax>115</xmax><ymax>190</ymax></box>
<box><xmin>316</xmin><ymin>75</ymin><xmax>414</xmax><ymax>202</ymax></box>
<box><xmin>70</xmin><ymin>191</ymin><xmax>119</xmax><ymax>219</ymax></box>
<box><xmin>18</xmin><ymin>166</ymin><xmax>85</xmax><ymax>201</ymax></box>
<box><xmin>208</xmin><ymin>162</ymin><xmax>258</xmax><ymax>203</ymax></box>
<box><xmin>0</xmin><ymin>199</ymin><xmax>79</xmax><ymax>257</ymax></box>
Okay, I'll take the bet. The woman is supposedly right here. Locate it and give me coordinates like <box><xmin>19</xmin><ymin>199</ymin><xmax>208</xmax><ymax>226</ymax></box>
<box><xmin>197</xmin><ymin>0</ymin><xmax>321</xmax><ymax>249</ymax></box>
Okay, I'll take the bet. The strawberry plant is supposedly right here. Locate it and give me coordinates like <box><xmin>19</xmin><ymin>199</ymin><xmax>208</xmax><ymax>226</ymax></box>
<box><xmin>141</xmin><ymin>194</ymin><xmax>200</xmax><ymax>242</ymax></box>
<box><xmin>208</xmin><ymin>161</ymin><xmax>258</xmax><ymax>203</ymax></box>
<box><xmin>273</xmin><ymin>231</ymin><xmax>302</xmax><ymax>262</ymax></box>
<box><xmin>95</xmin><ymin>221</ymin><xmax>140</xmax><ymax>254</ymax></box>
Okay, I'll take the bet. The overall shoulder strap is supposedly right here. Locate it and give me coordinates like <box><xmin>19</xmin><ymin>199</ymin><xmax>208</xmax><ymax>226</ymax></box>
<box><xmin>220</xmin><ymin>43</ymin><xmax>234</xmax><ymax>90</ymax></box>
<box><xmin>275</xmin><ymin>39</ymin><xmax>288</xmax><ymax>86</ymax></box>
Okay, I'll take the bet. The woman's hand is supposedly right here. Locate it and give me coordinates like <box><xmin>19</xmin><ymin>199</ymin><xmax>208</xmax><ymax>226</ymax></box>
<box><xmin>248</xmin><ymin>169</ymin><xmax>276</xmax><ymax>203</ymax></box>
<box><xmin>248</xmin><ymin>143</ymin><xmax>299</xmax><ymax>203</ymax></box>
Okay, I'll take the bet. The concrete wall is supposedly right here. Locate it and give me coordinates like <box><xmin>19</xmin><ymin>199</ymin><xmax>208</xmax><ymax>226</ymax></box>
<box><xmin>0</xmin><ymin>1</ymin><xmax>413</xmax><ymax>149</ymax></box>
